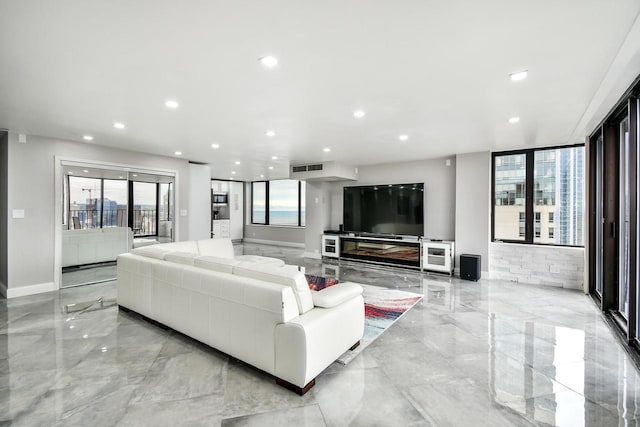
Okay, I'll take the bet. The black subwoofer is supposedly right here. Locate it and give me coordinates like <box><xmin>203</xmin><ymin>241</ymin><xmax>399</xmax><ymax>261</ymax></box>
<box><xmin>460</xmin><ymin>254</ymin><xmax>481</xmax><ymax>281</ymax></box>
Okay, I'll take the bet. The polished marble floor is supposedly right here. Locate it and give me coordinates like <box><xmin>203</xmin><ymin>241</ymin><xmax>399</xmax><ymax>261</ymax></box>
<box><xmin>1</xmin><ymin>243</ymin><xmax>639</xmax><ymax>426</ymax></box>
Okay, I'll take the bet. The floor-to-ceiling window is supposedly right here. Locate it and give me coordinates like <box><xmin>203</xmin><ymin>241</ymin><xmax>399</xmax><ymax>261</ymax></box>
<box><xmin>588</xmin><ymin>75</ymin><xmax>639</xmax><ymax>351</ymax></box>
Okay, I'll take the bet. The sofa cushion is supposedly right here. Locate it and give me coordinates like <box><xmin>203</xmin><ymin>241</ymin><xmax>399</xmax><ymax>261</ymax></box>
<box><xmin>312</xmin><ymin>282</ymin><xmax>363</xmax><ymax>308</ymax></box>
<box><xmin>233</xmin><ymin>263</ymin><xmax>313</xmax><ymax>314</ymax></box>
<box><xmin>131</xmin><ymin>246</ymin><xmax>174</xmax><ymax>260</ymax></box>
<box><xmin>235</xmin><ymin>255</ymin><xmax>285</xmax><ymax>266</ymax></box>
<box><xmin>165</xmin><ymin>251</ymin><xmax>199</xmax><ymax>266</ymax></box>
<box><xmin>194</xmin><ymin>255</ymin><xmax>240</xmax><ymax>274</ymax></box>
<box><xmin>197</xmin><ymin>239</ymin><xmax>234</xmax><ymax>259</ymax></box>
<box><xmin>155</xmin><ymin>241</ymin><xmax>199</xmax><ymax>253</ymax></box>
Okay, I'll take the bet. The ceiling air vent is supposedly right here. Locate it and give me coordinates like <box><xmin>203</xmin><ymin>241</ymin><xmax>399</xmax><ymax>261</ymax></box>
<box><xmin>292</xmin><ymin>165</ymin><xmax>308</xmax><ymax>173</ymax></box>
<box><xmin>307</xmin><ymin>164</ymin><xmax>323</xmax><ymax>171</ymax></box>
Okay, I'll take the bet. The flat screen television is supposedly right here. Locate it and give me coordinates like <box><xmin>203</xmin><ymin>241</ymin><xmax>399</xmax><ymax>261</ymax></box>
<box><xmin>343</xmin><ymin>183</ymin><xmax>424</xmax><ymax>236</ymax></box>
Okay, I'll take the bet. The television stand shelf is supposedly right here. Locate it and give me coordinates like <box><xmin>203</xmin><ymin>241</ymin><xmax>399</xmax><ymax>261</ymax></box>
<box><xmin>340</xmin><ymin>236</ymin><xmax>421</xmax><ymax>269</ymax></box>
<box><xmin>321</xmin><ymin>234</ymin><xmax>455</xmax><ymax>274</ymax></box>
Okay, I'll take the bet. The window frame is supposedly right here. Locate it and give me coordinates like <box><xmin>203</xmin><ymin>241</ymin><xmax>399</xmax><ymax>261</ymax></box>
<box><xmin>491</xmin><ymin>143</ymin><xmax>585</xmax><ymax>247</ymax></box>
<box><xmin>251</xmin><ymin>179</ymin><xmax>305</xmax><ymax>227</ymax></box>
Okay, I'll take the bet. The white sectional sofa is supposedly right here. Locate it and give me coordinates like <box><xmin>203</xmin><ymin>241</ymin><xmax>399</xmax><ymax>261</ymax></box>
<box><xmin>116</xmin><ymin>239</ymin><xmax>364</xmax><ymax>394</ymax></box>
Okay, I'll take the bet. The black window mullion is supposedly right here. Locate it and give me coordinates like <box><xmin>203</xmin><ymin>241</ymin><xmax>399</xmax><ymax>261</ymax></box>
<box><xmin>525</xmin><ymin>150</ymin><xmax>534</xmax><ymax>244</ymax></box>
<box><xmin>128</xmin><ymin>180</ymin><xmax>134</xmax><ymax>232</ymax></box>
<box><xmin>156</xmin><ymin>182</ymin><xmax>160</xmax><ymax>237</ymax></box>
<box><xmin>265</xmin><ymin>182</ymin><xmax>270</xmax><ymax>225</ymax></box>
<box><xmin>298</xmin><ymin>181</ymin><xmax>302</xmax><ymax>227</ymax></box>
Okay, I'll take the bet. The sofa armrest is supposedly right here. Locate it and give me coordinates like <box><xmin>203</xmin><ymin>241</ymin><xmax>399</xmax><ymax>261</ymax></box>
<box><xmin>274</xmin><ymin>293</ymin><xmax>364</xmax><ymax>387</ymax></box>
<box><xmin>312</xmin><ymin>282</ymin><xmax>363</xmax><ymax>308</ymax></box>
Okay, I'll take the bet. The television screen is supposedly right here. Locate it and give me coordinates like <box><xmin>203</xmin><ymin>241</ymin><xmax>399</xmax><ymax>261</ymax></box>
<box><xmin>343</xmin><ymin>183</ymin><xmax>424</xmax><ymax>236</ymax></box>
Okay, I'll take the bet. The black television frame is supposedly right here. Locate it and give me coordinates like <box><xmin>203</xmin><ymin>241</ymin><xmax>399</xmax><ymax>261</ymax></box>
<box><xmin>342</xmin><ymin>183</ymin><xmax>425</xmax><ymax>237</ymax></box>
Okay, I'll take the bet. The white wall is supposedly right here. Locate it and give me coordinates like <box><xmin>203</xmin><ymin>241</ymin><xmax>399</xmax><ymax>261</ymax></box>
<box><xmin>304</xmin><ymin>181</ymin><xmax>332</xmax><ymax>258</ymax></box>
<box><xmin>187</xmin><ymin>163</ymin><xmax>212</xmax><ymax>240</ymax></box>
<box><xmin>455</xmin><ymin>151</ymin><xmax>490</xmax><ymax>273</ymax></box>
<box><xmin>6</xmin><ymin>132</ymin><xmax>190</xmax><ymax>295</ymax></box>
<box><xmin>229</xmin><ymin>181</ymin><xmax>244</xmax><ymax>240</ymax></box>
<box><xmin>328</xmin><ymin>156</ymin><xmax>457</xmax><ymax>239</ymax></box>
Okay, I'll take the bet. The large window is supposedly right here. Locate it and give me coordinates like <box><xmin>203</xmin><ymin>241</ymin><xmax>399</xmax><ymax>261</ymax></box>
<box><xmin>251</xmin><ymin>180</ymin><xmax>306</xmax><ymax>226</ymax></box>
<box><xmin>492</xmin><ymin>145</ymin><xmax>584</xmax><ymax>246</ymax></box>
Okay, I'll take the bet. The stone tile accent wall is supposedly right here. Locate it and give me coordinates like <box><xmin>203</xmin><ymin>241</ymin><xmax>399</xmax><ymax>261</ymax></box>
<box><xmin>489</xmin><ymin>243</ymin><xmax>584</xmax><ymax>290</ymax></box>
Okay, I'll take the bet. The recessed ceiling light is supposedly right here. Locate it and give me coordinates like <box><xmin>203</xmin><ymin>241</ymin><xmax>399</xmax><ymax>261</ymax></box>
<box><xmin>234</xmin><ymin>161</ymin><xmax>240</xmax><ymax>165</ymax></box>
<box><xmin>118</xmin><ymin>176</ymin><xmax>124</xmax><ymax>179</ymax></box>
<box><xmin>165</xmin><ymin>100</ymin><xmax>179</xmax><ymax>109</ymax></box>
<box><xmin>323</xmin><ymin>148</ymin><xmax>331</xmax><ymax>152</ymax></box>
<box><xmin>353</xmin><ymin>110</ymin><xmax>366</xmax><ymax>119</ymax></box>
<box><xmin>260</xmin><ymin>174</ymin><xmax>265</xmax><ymax>178</ymax></box>
<box><xmin>132</xmin><ymin>174</ymin><xmax>138</xmax><ymax>177</ymax></box>
<box><xmin>174</xmin><ymin>151</ymin><xmax>182</xmax><ymax>156</ymax></box>
<box><xmin>268</xmin><ymin>166</ymin><xmax>274</xmax><ymax>170</ymax></box>
<box><xmin>510</xmin><ymin>70</ymin><xmax>528</xmax><ymax>81</ymax></box>
<box><xmin>266</xmin><ymin>130</ymin><xmax>276</xmax><ymax>137</ymax></box>
<box><xmin>259</xmin><ymin>56</ymin><xmax>278</xmax><ymax>68</ymax></box>
<box><xmin>508</xmin><ymin>117</ymin><xmax>520</xmax><ymax>124</ymax></box>
<box><xmin>211</xmin><ymin>143</ymin><xmax>220</xmax><ymax>149</ymax></box>
<box><xmin>272</xmin><ymin>156</ymin><xmax>278</xmax><ymax>160</ymax></box>
<box><xmin>230</xmin><ymin>177</ymin><xmax>234</xmax><ymax>180</ymax></box>
<box><xmin>83</xmin><ymin>135</ymin><xmax>93</xmax><ymax>141</ymax></box>
<box><xmin>83</xmin><ymin>169</ymin><xmax>89</xmax><ymax>173</ymax></box>
<box><xmin>68</xmin><ymin>171</ymin><xmax>74</xmax><ymax>175</ymax></box>
<box><xmin>231</xmin><ymin>171</ymin><xmax>236</xmax><ymax>175</ymax></box>
<box><xmin>399</xmin><ymin>135</ymin><xmax>409</xmax><ymax>141</ymax></box>
<box><xmin>113</xmin><ymin>122</ymin><xmax>125</xmax><ymax>129</ymax></box>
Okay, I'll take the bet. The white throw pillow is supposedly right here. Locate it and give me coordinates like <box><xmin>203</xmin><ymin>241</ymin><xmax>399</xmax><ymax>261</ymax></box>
<box><xmin>154</xmin><ymin>241</ymin><xmax>199</xmax><ymax>253</ymax></box>
<box><xmin>197</xmin><ymin>239</ymin><xmax>234</xmax><ymax>259</ymax></box>
<box><xmin>131</xmin><ymin>246</ymin><xmax>173</xmax><ymax>260</ymax></box>
<box><xmin>235</xmin><ymin>255</ymin><xmax>285</xmax><ymax>266</ymax></box>
<box><xmin>164</xmin><ymin>251</ymin><xmax>199</xmax><ymax>266</ymax></box>
<box><xmin>194</xmin><ymin>255</ymin><xmax>239</xmax><ymax>274</ymax></box>
<box><xmin>312</xmin><ymin>282</ymin><xmax>363</xmax><ymax>308</ymax></box>
<box><xmin>232</xmin><ymin>263</ymin><xmax>313</xmax><ymax>314</ymax></box>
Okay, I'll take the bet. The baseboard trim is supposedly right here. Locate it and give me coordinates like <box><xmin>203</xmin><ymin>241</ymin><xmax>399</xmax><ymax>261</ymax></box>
<box><xmin>303</xmin><ymin>251</ymin><xmax>322</xmax><ymax>260</ymax></box>
<box><xmin>7</xmin><ymin>282</ymin><xmax>57</xmax><ymax>299</ymax></box>
<box><xmin>242</xmin><ymin>238</ymin><xmax>305</xmax><ymax>248</ymax></box>
<box><xmin>0</xmin><ymin>281</ymin><xmax>6</xmax><ymax>298</ymax></box>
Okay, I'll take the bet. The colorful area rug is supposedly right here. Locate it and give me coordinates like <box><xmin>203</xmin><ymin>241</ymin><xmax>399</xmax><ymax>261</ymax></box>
<box><xmin>305</xmin><ymin>274</ymin><xmax>423</xmax><ymax>364</ymax></box>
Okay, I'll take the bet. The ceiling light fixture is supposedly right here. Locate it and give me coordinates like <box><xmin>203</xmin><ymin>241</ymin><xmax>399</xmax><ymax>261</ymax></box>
<box><xmin>83</xmin><ymin>169</ymin><xmax>89</xmax><ymax>173</ymax></box>
<box><xmin>211</xmin><ymin>143</ymin><xmax>220</xmax><ymax>149</ymax></box>
<box><xmin>259</xmin><ymin>56</ymin><xmax>278</xmax><ymax>68</ymax></box>
<box><xmin>174</xmin><ymin>151</ymin><xmax>182</xmax><ymax>156</ymax></box>
<box><xmin>323</xmin><ymin>148</ymin><xmax>331</xmax><ymax>152</ymax></box>
<box><xmin>132</xmin><ymin>174</ymin><xmax>138</xmax><ymax>177</ymax></box>
<box><xmin>68</xmin><ymin>171</ymin><xmax>74</xmax><ymax>175</ymax></box>
<box><xmin>266</xmin><ymin>130</ymin><xmax>276</xmax><ymax>137</ymax></box>
<box><xmin>508</xmin><ymin>117</ymin><xmax>520</xmax><ymax>124</ymax></box>
<box><xmin>399</xmin><ymin>135</ymin><xmax>409</xmax><ymax>141</ymax></box>
<box><xmin>118</xmin><ymin>176</ymin><xmax>124</xmax><ymax>179</ymax></box>
<box><xmin>510</xmin><ymin>70</ymin><xmax>528</xmax><ymax>81</ymax></box>
<box><xmin>268</xmin><ymin>166</ymin><xmax>274</xmax><ymax>170</ymax></box>
<box><xmin>231</xmin><ymin>171</ymin><xmax>236</xmax><ymax>175</ymax></box>
<box><xmin>165</xmin><ymin>100</ymin><xmax>179</xmax><ymax>109</ymax></box>
<box><xmin>83</xmin><ymin>135</ymin><xmax>93</xmax><ymax>141</ymax></box>
<box><xmin>353</xmin><ymin>110</ymin><xmax>366</xmax><ymax>119</ymax></box>
<box><xmin>260</xmin><ymin>174</ymin><xmax>265</xmax><ymax>178</ymax></box>
<box><xmin>235</xmin><ymin>161</ymin><xmax>240</xmax><ymax>165</ymax></box>
<box><xmin>113</xmin><ymin>122</ymin><xmax>125</xmax><ymax>129</ymax></box>
<box><xmin>272</xmin><ymin>156</ymin><xmax>278</xmax><ymax>160</ymax></box>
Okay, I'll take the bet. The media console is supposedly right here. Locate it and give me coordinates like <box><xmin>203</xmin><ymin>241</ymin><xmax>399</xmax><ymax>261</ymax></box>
<box><xmin>321</xmin><ymin>234</ymin><xmax>454</xmax><ymax>274</ymax></box>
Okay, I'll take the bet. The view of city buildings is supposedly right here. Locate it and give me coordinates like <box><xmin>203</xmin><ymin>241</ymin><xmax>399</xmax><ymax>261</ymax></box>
<box><xmin>494</xmin><ymin>146</ymin><xmax>584</xmax><ymax>246</ymax></box>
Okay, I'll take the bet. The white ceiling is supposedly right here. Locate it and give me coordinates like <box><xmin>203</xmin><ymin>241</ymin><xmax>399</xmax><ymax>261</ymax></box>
<box><xmin>1</xmin><ymin>1</ymin><xmax>640</xmax><ymax>181</ymax></box>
